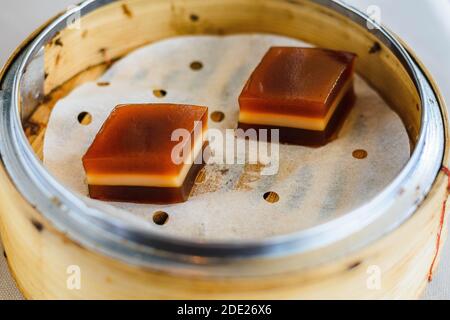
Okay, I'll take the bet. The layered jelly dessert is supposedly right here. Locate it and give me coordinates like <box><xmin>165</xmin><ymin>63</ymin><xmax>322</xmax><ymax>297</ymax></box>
<box><xmin>82</xmin><ymin>104</ymin><xmax>208</xmax><ymax>204</ymax></box>
<box><xmin>238</xmin><ymin>47</ymin><xmax>357</xmax><ymax>146</ymax></box>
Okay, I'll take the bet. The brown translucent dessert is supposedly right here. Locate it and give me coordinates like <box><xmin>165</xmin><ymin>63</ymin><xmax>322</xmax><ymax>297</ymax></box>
<box><xmin>82</xmin><ymin>104</ymin><xmax>208</xmax><ymax>204</ymax></box>
<box><xmin>238</xmin><ymin>47</ymin><xmax>357</xmax><ymax>146</ymax></box>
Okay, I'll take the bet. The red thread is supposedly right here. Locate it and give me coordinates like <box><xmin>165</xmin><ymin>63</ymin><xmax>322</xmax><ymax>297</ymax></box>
<box><xmin>428</xmin><ymin>166</ymin><xmax>450</xmax><ymax>282</ymax></box>
<box><xmin>442</xmin><ymin>166</ymin><xmax>450</xmax><ymax>191</ymax></box>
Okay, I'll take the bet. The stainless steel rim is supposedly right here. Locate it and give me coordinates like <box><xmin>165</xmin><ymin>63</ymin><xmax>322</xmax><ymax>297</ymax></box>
<box><xmin>0</xmin><ymin>0</ymin><xmax>445</xmax><ymax>276</ymax></box>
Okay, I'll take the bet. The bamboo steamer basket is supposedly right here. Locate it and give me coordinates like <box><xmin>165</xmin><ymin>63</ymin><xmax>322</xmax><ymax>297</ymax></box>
<box><xmin>0</xmin><ymin>0</ymin><xmax>448</xmax><ymax>299</ymax></box>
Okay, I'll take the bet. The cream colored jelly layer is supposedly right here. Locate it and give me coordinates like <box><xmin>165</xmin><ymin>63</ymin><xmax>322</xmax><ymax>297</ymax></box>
<box><xmin>239</xmin><ymin>78</ymin><xmax>353</xmax><ymax>131</ymax></box>
<box><xmin>85</xmin><ymin>129</ymin><xmax>207</xmax><ymax>188</ymax></box>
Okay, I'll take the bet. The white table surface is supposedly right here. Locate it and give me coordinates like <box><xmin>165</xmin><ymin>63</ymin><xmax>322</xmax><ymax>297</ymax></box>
<box><xmin>0</xmin><ymin>0</ymin><xmax>449</xmax><ymax>300</ymax></box>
